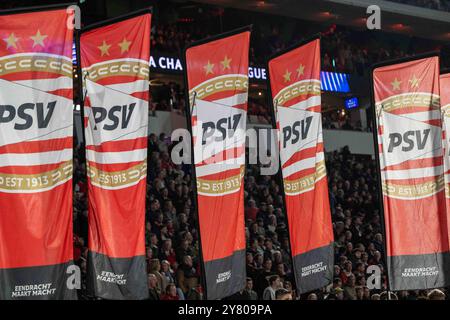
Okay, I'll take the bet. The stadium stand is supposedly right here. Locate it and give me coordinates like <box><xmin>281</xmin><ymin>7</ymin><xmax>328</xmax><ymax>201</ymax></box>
<box><xmin>2</xmin><ymin>0</ymin><xmax>448</xmax><ymax>300</ymax></box>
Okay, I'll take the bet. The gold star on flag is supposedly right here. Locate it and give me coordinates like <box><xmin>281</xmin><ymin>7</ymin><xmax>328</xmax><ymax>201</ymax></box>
<box><xmin>220</xmin><ymin>55</ymin><xmax>232</xmax><ymax>70</ymax></box>
<box><xmin>3</xmin><ymin>33</ymin><xmax>19</xmax><ymax>49</ymax></box>
<box><xmin>98</xmin><ymin>40</ymin><xmax>111</xmax><ymax>57</ymax></box>
<box><xmin>296</xmin><ymin>64</ymin><xmax>305</xmax><ymax>77</ymax></box>
<box><xmin>283</xmin><ymin>69</ymin><xmax>291</xmax><ymax>83</ymax></box>
<box><xmin>118</xmin><ymin>38</ymin><xmax>132</xmax><ymax>54</ymax></box>
<box><xmin>391</xmin><ymin>78</ymin><xmax>402</xmax><ymax>91</ymax></box>
<box><xmin>204</xmin><ymin>60</ymin><xmax>214</xmax><ymax>75</ymax></box>
<box><xmin>409</xmin><ymin>75</ymin><xmax>421</xmax><ymax>89</ymax></box>
<box><xmin>30</xmin><ymin>30</ymin><xmax>48</xmax><ymax>48</ymax></box>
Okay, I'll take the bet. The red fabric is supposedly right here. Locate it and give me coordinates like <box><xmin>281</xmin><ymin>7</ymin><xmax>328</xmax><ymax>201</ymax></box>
<box><xmin>373</xmin><ymin>56</ymin><xmax>449</xmax><ymax>256</ymax></box>
<box><xmin>161</xmin><ymin>294</ymin><xmax>180</xmax><ymax>300</ymax></box>
<box><xmin>0</xmin><ymin>9</ymin><xmax>74</xmax><ymax>269</ymax></box>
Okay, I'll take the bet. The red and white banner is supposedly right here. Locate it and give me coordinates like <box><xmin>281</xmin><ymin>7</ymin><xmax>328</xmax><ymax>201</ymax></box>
<box><xmin>373</xmin><ymin>56</ymin><xmax>450</xmax><ymax>290</ymax></box>
<box><xmin>80</xmin><ymin>11</ymin><xmax>151</xmax><ymax>300</ymax></box>
<box><xmin>0</xmin><ymin>7</ymin><xmax>76</xmax><ymax>300</ymax></box>
<box><xmin>268</xmin><ymin>38</ymin><xmax>334</xmax><ymax>294</ymax></box>
<box><xmin>440</xmin><ymin>72</ymin><xmax>450</xmax><ymax>247</ymax></box>
<box><xmin>441</xmin><ymin>73</ymin><xmax>450</xmax><ymax>198</ymax></box>
<box><xmin>185</xmin><ymin>28</ymin><xmax>250</xmax><ymax>300</ymax></box>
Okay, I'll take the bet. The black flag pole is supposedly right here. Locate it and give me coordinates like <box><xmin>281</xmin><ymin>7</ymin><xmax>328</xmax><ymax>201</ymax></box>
<box><xmin>368</xmin><ymin>67</ymin><xmax>391</xmax><ymax>297</ymax></box>
<box><xmin>181</xmin><ymin>43</ymin><xmax>208</xmax><ymax>302</ymax></box>
<box><xmin>74</xmin><ymin>29</ymin><xmax>86</xmax><ymax>153</ymax></box>
<box><xmin>265</xmin><ymin>59</ymin><xmax>296</xmax><ymax>296</ymax></box>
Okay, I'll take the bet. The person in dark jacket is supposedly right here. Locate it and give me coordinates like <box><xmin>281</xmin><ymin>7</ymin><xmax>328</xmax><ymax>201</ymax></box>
<box><xmin>243</xmin><ymin>278</ymin><xmax>258</xmax><ymax>300</ymax></box>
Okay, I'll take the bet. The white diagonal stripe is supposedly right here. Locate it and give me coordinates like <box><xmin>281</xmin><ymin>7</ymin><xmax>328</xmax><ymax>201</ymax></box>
<box><xmin>105</xmin><ymin>80</ymin><xmax>149</xmax><ymax>95</ymax></box>
<box><xmin>86</xmin><ymin>148</ymin><xmax>147</xmax><ymax>164</ymax></box>
<box><xmin>196</xmin><ymin>161</ymin><xmax>244</xmax><ymax>178</ymax></box>
<box><xmin>0</xmin><ymin>149</ymin><xmax>72</xmax><ymax>167</ymax></box>
<box><xmin>14</xmin><ymin>76</ymin><xmax>73</xmax><ymax>91</ymax></box>
<box><xmin>213</xmin><ymin>92</ymin><xmax>248</xmax><ymax>106</ymax></box>
<box><xmin>382</xmin><ymin>166</ymin><xmax>444</xmax><ymax>180</ymax></box>
<box><xmin>280</xmin><ymin>95</ymin><xmax>321</xmax><ymax>111</ymax></box>
<box><xmin>392</xmin><ymin>110</ymin><xmax>442</xmax><ymax>122</ymax></box>
<box><xmin>282</xmin><ymin>152</ymin><xmax>324</xmax><ymax>178</ymax></box>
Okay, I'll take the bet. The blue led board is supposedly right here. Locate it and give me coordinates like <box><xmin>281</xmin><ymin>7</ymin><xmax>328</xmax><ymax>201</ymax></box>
<box><xmin>345</xmin><ymin>97</ymin><xmax>359</xmax><ymax>109</ymax></box>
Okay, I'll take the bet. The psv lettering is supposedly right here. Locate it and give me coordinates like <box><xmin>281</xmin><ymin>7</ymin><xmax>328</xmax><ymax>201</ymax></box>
<box><xmin>387</xmin><ymin>129</ymin><xmax>430</xmax><ymax>152</ymax></box>
<box><xmin>92</xmin><ymin>103</ymin><xmax>136</xmax><ymax>130</ymax></box>
<box><xmin>202</xmin><ymin>114</ymin><xmax>242</xmax><ymax>145</ymax></box>
<box><xmin>0</xmin><ymin>101</ymin><xmax>56</xmax><ymax>130</ymax></box>
<box><xmin>282</xmin><ymin>116</ymin><xmax>312</xmax><ymax>148</ymax></box>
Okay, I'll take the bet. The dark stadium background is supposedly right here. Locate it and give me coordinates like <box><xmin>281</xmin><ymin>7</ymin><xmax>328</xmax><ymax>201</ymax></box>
<box><xmin>3</xmin><ymin>0</ymin><xmax>450</xmax><ymax>300</ymax></box>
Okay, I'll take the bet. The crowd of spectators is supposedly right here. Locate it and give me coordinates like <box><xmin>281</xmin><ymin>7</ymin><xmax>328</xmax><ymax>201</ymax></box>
<box><xmin>150</xmin><ymin>81</ymin><xmax>185</xmax><ymax>113</ymax></box>
<box><xmin>389</xmin><ymin>0</ymin><xmax>450</xmax><ymax>11</ymax></box>
<box><xmin>151</xmin><ymin>18</ymin><xmax>438</xmax><ymax>76</ymax></box>
<box><xmin>70</xmin><ymin>0</ymin><xmax>449</xmax><ymax>301</ymax></box>
<box><xmin>247</xmin><ymin>98</ymin><xmax>272</xmax><ymax>125</ymax></box>
<box><xmin>72</xmin><ymin>133</ymin><xmax>448</xmax><ymax>300</ymax></box>
<box><xmin>146</xmin><ymin>3</ymin><xmax>445</xmax><ymax>128</ymax></box>
<box><xmin>320</xmin><ymin>27</ymin><xmax>395</xmax><ymax>75</ymax></box>
<box><xmin>148</xmin><ymin>84</ymin><xmax>368</xmax><ymax>132</ymax></box>
<box><xmin>151</xmin><ymin>22</ymin><xmax>210</xmax><ymax>56</ymax></box>
<box><xmin>322</xmin><ymin>110</ymin><xmax>368</xmax><ymax>132</ymax></box>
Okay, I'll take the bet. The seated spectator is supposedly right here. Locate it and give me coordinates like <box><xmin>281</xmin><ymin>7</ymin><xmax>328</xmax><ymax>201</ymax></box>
<box><xmin>307</xmin><ymin>293</ymin><xmax>318</xmax><ymax>300</ymax></box>
<box><xmin>161</xmin><ymin>283</ymin><xmax>180</xmax><ymax>300</ymax></box>
<box><xmin>177</xmin><ymin>255</ymin><xmax>198</xmax><ymax>295</ymax></box>
<box><xmin>380</xmin><ymin>291</ymin><xmax>398</xmax><ymax>300</ymax></box>
<box><xmin>255</xmin><ymin>258</ymin><xmax>275</xmax><ymax>296</ymax></box>
<box><xmin>275</xmin><ymin>288</ymin><xmax>293</xmax><ymax>300</ymax></box>
<box><xmin>363</xmin><ymin>286</ymin><xmax>371</xmax><ymax>300</ymax></box>
<box><xmin>428</xmin><ymin>289</ymin><xmax>446</xmax><ymax>300</ymax></box>
<box><xmin>355</xmin><ymin>286</ymin><xmax>364</xmax><ymax>300</ymax></box>
<box><xmin>159</xmin><ymin>239</ymin><xmax>177</xmax><ymax>266</ymax></box>
<box><xmin>243</xmin><ymin>277</ymin><xmax>258</xmax><ymax>300</ymax></box>
<box><xmin>343</xmin><ymin>274</ymin><xmax>357</xmax><ymax>300</ymax></box>
<box><xmin>245</xmin><ymin>199</ymin><xmax>259</xmax><ymax>221</ymax></box>
<box><xmin>334</xmin><ymin>287</ymin><xmax>345</xmax><ymax>300</ymax></box>
<box><xmin>246</xmin><ymin>253</ymin><xmax>258</xmax><ymax>281</ymax></box>
<box><xmin>263</xmin><ymin>275</ymin><xmax>282</xmax><ymax>300</ymax></box>
<box><xmin>186</xmin><ymin>284</ymin><xmax>203</xmax><ymax>300</ymax></box>
<box><xmin>148</xmin><ymin>259</ymin><xmax>167</xmax><ymax>294</ymax></box>
<box><xmin>160</xmin><ymin>260</ymin><xmax>175</xmax><ymax>284</ymax></box>
<box><xmin>371</xmin><ymin>293</ymin><xmax>381</xmax><ymax>300</ymax></box>
<box><xmin>147</xmin><ymin>274</ymin><xmax>160</xmax><ymax>300</ymax></box>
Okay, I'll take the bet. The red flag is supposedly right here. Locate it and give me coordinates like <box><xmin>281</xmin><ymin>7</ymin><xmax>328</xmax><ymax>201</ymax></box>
<box><xmin>440</xmin><ymin>72</ymin><xmax>450</xmax><ymax>249</ymax></box>
<box><xmin>372</xmin><ymin>55</ymin><xmax>450</xmax><ymax>290</ymax></box>
<box><xmin>0</xmin><ymin>7</ymin><xmax>76</xmax><ymax>300</ymax></box>
<box><xmin>80</xmin><ymin>11</ymin><xmax>151</xmax><ymax>300</ymax></box>
<box><xmin>268</xmin><ymin>38</ymin><xmax>334</xmax><ymax>294</ymax></box>
<box><xmin>185</xmin><ymin>28</ymin><xmax>250</xmax><ymax>299</ymax></box>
